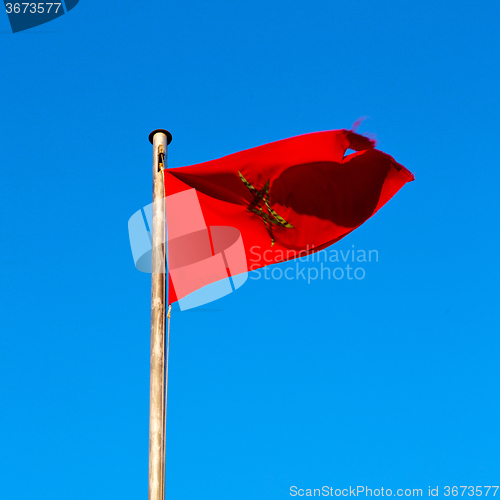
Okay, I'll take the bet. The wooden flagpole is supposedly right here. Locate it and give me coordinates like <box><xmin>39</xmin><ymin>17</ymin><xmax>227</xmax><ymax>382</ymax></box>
<box><xmin>148</xmin><ymin>129</ymin><xmax>172</xmax><ymax>500</ymax></box>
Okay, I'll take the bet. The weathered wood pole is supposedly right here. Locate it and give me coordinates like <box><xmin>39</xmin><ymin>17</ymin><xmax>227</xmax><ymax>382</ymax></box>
<box><xmin>148</xmin><ymin>129</ymin><xmax>172</xmax><ymax>500</ymax></box>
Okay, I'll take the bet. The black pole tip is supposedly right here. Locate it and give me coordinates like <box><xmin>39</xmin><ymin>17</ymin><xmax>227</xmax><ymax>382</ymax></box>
<box><xmin>149</xmin><ymin>129</ymin><xmax>172</xmax><ymax>145</ymax></box>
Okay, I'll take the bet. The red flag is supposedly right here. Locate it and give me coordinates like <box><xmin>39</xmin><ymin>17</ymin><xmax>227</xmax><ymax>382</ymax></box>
<box><xmin>164</xmin><ymin>129</ymin><xmax>414</xmax><ymax>306</ymax></box>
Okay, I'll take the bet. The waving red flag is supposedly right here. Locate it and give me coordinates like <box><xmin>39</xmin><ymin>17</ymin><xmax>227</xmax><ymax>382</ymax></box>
<box><xmin>164</xmin><ymin>129</ymin><xmax>414</xmax><ymax>307</ymax></box>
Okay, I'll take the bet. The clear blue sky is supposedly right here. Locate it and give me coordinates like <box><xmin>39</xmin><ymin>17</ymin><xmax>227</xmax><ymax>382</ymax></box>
<box><xmin>1</xmin><ymin>1</ymin><xmax>499</xmax><ymax>499</ymax></box>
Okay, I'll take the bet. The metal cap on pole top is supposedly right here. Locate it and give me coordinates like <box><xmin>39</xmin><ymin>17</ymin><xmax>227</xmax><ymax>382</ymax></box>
<box><xmin>149</xmin><ymin>129</ymin><xmax>172</xmax><ymax>145</ymax></box>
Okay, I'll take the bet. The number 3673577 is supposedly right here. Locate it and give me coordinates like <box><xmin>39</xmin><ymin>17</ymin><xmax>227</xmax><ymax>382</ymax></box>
<box><xmin>5</xmin><ymin>3</ymin><xmax>62</xmax><ymax>14</ymax></box>
<box><xmin>444</xmin><ymin>487</ymin><xmax>499</xmax><ymax>497</ymax></box>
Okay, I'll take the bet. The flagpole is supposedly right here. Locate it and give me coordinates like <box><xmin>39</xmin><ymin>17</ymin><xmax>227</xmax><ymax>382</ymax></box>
<box><xmin>148</xmin><ymin>129</ymin><xmax>172</xmax><ymax>500</ymax></box>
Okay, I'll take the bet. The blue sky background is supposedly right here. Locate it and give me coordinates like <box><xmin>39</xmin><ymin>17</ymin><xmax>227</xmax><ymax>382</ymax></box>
<box><xmin>1</xmin><ymin>1</ymin><xmax>499</xmax><ymax>499</ymax></box>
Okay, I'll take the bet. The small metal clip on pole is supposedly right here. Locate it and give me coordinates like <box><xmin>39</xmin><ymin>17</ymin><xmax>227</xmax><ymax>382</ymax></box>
<box><xmin>158</xmin><ymin>144</ymin><xmax>165</xmax><ymax>172</ymax></box>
